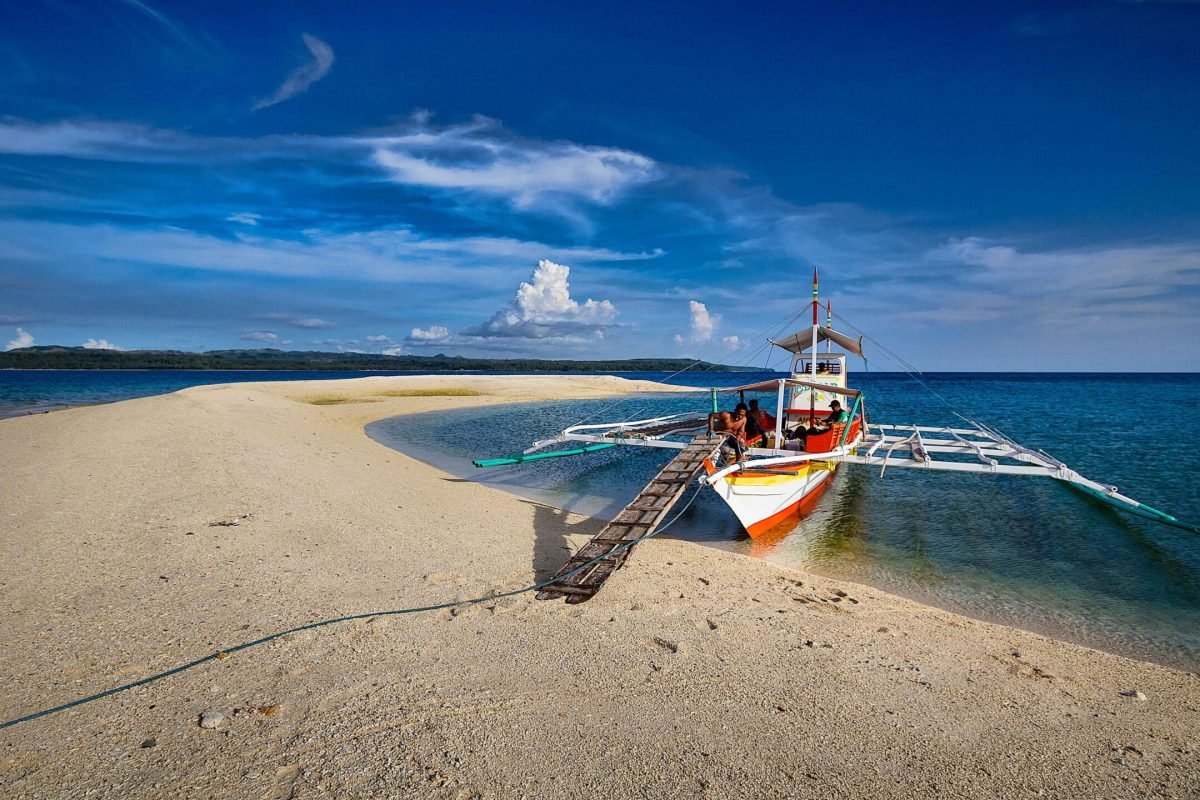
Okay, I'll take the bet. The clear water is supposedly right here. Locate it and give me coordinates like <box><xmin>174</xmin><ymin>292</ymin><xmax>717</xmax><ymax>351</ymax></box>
<box><xmin>367</xmin><ymin>372</ymin><xmax>1200</xmax><ymax>672</ymax></box>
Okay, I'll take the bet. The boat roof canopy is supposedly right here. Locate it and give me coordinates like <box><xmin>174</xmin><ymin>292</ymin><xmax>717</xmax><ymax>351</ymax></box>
<box><xmin>769</xmin><ymin>327</ymin><xmax>863</xmax><ymax>356</ymax></box>
<box><xmin>720</xmin><ymin>378</ymin><xmax>862</xmax><ymax>398</ymax></box>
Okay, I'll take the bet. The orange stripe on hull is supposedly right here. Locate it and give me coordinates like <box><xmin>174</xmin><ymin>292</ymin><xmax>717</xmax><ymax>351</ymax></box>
<box><xmin>744</xmin><ymin>471</ymin><xmax>834</xmax><ymax>538</ymax></box>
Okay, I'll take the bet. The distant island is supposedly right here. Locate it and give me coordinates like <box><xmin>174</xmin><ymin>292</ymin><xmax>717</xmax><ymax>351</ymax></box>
<box><xmin>0</xmin><ymin>346</ymin><xmax>743</xmax><ymax>372</ymax></box>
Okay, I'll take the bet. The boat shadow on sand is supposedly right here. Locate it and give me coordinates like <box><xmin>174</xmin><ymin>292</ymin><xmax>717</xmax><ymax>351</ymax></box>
<box><xmin>525</xmin><ymin>501</ymin><xmax>607</xmax><ymax>582</ymax></box>
<box><xmin>436</xmin><ymin>476</ymin><xmax>606</xmax><ymax>583</ymax></box>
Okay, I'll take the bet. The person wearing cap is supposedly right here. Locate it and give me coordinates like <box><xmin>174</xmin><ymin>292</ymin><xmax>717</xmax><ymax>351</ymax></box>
<box><xmin>827</xmin><ymin>399</ymin><xmax>848</xmax><ymax>425</ymax></box>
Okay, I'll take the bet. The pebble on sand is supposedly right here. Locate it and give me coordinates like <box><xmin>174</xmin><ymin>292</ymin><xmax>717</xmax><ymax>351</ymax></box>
<box><xmin>199</xmin><ymin>711</ymin><xmax>225</xmax><ymax>729</ymax></box>
<box><xmin>1121</xmin><ymin>689</ymin><xmax>1148</xmax><ymax>701</ymax></box>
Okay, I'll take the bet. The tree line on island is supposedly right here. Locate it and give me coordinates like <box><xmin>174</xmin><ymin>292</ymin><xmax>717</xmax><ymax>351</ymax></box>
<box><xmin>0</xmin><ymin>346</ymin><xmax>741</xmax><ymax>372</ymax></box>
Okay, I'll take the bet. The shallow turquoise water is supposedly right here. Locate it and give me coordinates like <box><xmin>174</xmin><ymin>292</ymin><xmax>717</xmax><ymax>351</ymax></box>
<box><xmin>368</xmin><ymin>372</ymin><xmax>1200</xmax><ymax>672</ymax></box>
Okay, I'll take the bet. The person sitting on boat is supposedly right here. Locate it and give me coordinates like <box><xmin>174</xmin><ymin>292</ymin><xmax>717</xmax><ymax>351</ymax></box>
<box><xmin>748</xmin><ymin>398</ymin><xmax>776</xmax><ymax>431</ymax></box>
<box><xmin>709</xmin><ymin>409</ymin><xmax>746</xmax><ymax>438</ymax></box>
<box><xmin>735</xmin><ymin>402</ymin><xmax>766</xmax><ymax>447</ymax></box>
<box><xmin>809</xmin><ymin>400</ymin><xmax>848</xmax><ymax>432</ymax></box>
<box><xmin>709</xmin><ymin>409</ymin><xmax>747</xmax><ymax>461</ymax></box>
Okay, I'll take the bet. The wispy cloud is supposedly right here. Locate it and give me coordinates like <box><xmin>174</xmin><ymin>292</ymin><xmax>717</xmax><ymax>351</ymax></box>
<box><xmin>253</xmin><ymin>34</ymin><xmax>335</xmax><ymax>111</ymax></box>
<box><xmin>239</xmin><ymin>330</ymin><xmax>285</xmax><ymax>344</ymax></box>
<box><xmin>462</xmin><ymin>260</ymin><xmax>619</xmax><ymax>340</ymax></box>
<box><xmin>119</xmin><ymin>0</ymin><xmax>187</xmax><ymax>40</ymax></box>
<box><xmin>0</xmin><ymin>116</ymin><xmax>662</xmax><ymax>220</ymax></box>
<box><xmin>0</xmin><ymin>314</ymin><xmax>38</xmax><ymax>324</ymax></box>
<box><xmin>369</xmin><ymin>116</ymin><xmax>659</xmax><ymax>211</ymax></box>
<box><xmin>0</xmin><ymin>220</ymin><xmax>657</xmax><ymax>287</ymax></box>
<box><xmin>916</xmin><ymin>237</ymin><xmax>1200</xmax><ymax>329</ymax></box>
<box><xmin>5</xmin><ymin>327</ymin><xmax>34</xmax><ymax>351</ymax></box>
<box><xmin>114</xmin><ymin>0</ymin><xmax>209</xmax><ymax>55</ymax></box>
<box><xmin>256</xmin><ymin>314</ymin><xmax>335</xmax><ymax>330</ymax></box>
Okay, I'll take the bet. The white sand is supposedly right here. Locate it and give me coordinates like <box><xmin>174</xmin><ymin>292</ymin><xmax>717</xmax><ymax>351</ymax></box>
<box><xmin>0</xmin><ymin>375</ymin><xmax>1197</xmax><ymax>799</ymax></box>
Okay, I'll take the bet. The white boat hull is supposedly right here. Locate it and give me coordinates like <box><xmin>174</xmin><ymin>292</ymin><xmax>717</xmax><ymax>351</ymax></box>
<box><xmin>705</xmin><ymin>457</ymin><xmax>838</xmax><ymax>537</ymax></box>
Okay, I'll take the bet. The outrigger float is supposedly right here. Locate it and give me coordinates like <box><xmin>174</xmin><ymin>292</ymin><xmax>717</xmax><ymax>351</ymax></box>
<box><xmin>475</xmin><ymin>271</ymin><xmax>1198</xmax><ymax>603</ymax></box>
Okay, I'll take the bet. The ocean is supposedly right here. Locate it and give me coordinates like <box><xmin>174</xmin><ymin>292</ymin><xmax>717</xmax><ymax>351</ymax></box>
<box><xmin>365</xmin><ymin>370</ymin><xmax>1200</xmax><ymax>672</ymax></box>
<box><xmin>3</xmin><ymin>368</ymin><xmax>1198</xmax><ymax>671</ymax></box>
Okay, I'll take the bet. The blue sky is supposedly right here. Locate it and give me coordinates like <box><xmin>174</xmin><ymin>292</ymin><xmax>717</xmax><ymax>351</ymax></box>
<box><xmin>1</xmin><ymin>1</ymin><xmax>1197</xmax><ymax>370</ymax></box>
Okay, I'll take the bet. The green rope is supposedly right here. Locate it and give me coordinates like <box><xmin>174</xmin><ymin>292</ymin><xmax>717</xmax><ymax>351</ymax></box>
<box><xmin>0</xmin><ymin>483</ymin><xmax>706</xmax><ymax>732</ymax></box>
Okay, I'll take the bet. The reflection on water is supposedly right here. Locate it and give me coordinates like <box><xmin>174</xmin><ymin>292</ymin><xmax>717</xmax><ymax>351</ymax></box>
<box><xmin>367</xmin><ymin>375</ymin><xmax>1200</xmax><ymax>673</ymax></box>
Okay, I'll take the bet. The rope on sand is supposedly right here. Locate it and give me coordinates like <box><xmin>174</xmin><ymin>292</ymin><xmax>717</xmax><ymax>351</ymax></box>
<box><xmin>0</xmin><ymin>483</ymin><xmax>706</xmax><ymax>732</ymax></box>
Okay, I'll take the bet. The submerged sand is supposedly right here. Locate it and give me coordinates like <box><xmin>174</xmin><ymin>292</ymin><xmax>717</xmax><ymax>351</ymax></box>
<box><xmin>0</xmin><ymin>375</ymin><xmax>1196</xmax><ymax>799</ymax></box>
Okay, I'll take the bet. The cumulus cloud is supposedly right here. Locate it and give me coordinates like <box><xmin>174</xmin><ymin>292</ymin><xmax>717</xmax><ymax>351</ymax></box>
<box><xmin>674</xmin><ymin>300</ymin><xmax>719</xmax><ymax>347</ymax></box>
<box><xmin>462</xmin><ymin>260</ymin><xmax>618</xmax><ymax>340</ymax></box>
<box><xmin>81</xmin><ymin>338</ymin><xmax>121</xmax><ymax>350</ymax></box>
<box><xmin>5</xmin><ymin>327</ymin><xmax>34</xmax><ymax>351</ymax></box>
<box><xmin>254</xmin><ymin>34</ymin><xmax>335</xmax><ymax>111</ymax></box>
<box><xmin>407</xmin><ymin>325</ymin><xmax>451</xmax><ymax>344</ymax></box>
<box><xmin>721</xmin><ymin>335</ymin><xmax>741</xmax><ymax>351</ymax></box>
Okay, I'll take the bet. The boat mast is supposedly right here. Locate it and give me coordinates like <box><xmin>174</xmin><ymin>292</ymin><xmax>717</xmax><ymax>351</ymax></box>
<box><xmin>826</xmin><ymin>299</ymin><xmax>832</xmax><ymax>353</ymax></box>
<box><xmin>810</xmin><ymin>268</ymin><xmax>818</xmax><ymax>425</ymax></box>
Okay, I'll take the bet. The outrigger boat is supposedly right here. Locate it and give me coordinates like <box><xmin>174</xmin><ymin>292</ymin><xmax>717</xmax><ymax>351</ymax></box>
<box><xmin>475</xmin><ymin>272</ymin><xmax>1199</xmax><ymax>543</ymax></box>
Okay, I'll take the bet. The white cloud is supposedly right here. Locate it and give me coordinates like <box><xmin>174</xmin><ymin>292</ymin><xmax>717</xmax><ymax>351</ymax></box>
<box><xmin>239</xmin><ymin>330</ymin><xmax>279</xmax><ymax>344</ymax></box>
<box><xmin>115</xmin><ymin>0</ymin><xmax>206</xmax><ymax>53</ymax></box>
<box><xmin>369</xmin><ymin>117</ymin><xmax>658</xmax><ymax>210</ymax></box>
<box><xmin>81</xmin><ymin>337</ymin><xmax>121</xmax><ymax>350</ymax></box>
<box><xmin>358</xmin><ymin>335</ymin><xmax>408</xmax><ymax>355</ymax></box>
<box><xmin>227</xmin><ymin>212</ymin><xmax>260</xmax><ymax>226</ymax></box>
<box><xmin>254</xmin><ymin>34</ymin><xmax>335</xmax><ymax>111</ymax></box>
<box><xmin>462</xmin><ymin>260</ymin><xmax>619</xmax><ymax>340</ymax></box>
<box><xmin>918</xmin><ymin>237</ymin><xmax>1200</xmax><ymax>328</ymax></box>
<box><xmin>674</xmin><ymin>300</ymin><xmax>719</xmax><ymax>346</ymax></box>
<box><xmin>689</xmin><ymin>300</ymin><xmax>717</xmax><ymax>342</ymax></box>
<box><xmin>284</xmin><ymin>316</ymin><xmax>334</xmax><ymax>329</ymax></box>
<box><xmin>407</xmin><ymin>325</ymin><xmax>451</xmax><ymax>344</ymax></box>
<box><xmin>5</xmin><ymin>327</ymin><xmax>34</xmax><ymax>350</ymax></box>
<box><xmin>721</xmin><ymin>335</ymin><xmax>741</xmax><ymax>351</ymax></box>
<box><xmin>0</xmin><ymin>116</ymin><xmax>660</xmax><ymax>218</ymax></box>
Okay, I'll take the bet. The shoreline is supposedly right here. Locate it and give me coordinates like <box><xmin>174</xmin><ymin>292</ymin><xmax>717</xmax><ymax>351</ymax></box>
<box><xmin>1</xmin><ymin>375</ymin><xmax>1197</xmax><ymax>798</ymax></box>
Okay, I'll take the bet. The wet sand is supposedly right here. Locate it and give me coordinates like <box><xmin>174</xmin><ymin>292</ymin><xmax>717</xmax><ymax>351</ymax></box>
<box><xmin>0</xmin><ymin>375</ymin><xmax>1196</xmax><ymax>799</ymax></box>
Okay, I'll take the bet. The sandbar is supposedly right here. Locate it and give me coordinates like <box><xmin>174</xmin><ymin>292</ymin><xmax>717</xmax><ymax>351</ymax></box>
<box><xmin>0</xmin><ymin>375</ymin><xmax>1196</xmax><ymax>799</ymax></box>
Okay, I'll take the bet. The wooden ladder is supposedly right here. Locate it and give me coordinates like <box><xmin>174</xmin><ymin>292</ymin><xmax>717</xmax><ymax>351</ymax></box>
<box><xmin>536</xmin><ymin>433</ymin><xmax>722</xmax><ymax>604</ymax></box>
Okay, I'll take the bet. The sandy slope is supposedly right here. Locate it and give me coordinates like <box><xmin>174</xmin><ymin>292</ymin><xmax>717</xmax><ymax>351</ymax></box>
<box><xmin>0</xmin><ymin>375</ymin><xmax>1196</xmax><ymax>799</ymax></box>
